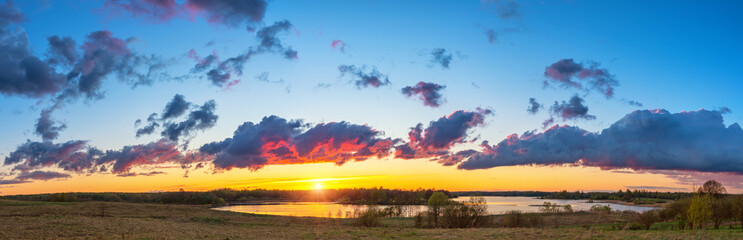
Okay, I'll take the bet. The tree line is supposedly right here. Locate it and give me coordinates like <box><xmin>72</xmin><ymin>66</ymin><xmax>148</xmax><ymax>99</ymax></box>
<box><xmin>1</xmin><ymin>187</ymin><xmax>452</xmax><ymax>206</ymax></box>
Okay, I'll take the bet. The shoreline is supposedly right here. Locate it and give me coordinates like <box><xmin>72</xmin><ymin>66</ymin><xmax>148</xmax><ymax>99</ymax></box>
<box><xmin>591</xmin><ymin>200</ymin><xmax>667</xmax><ymax>208</ymax></box>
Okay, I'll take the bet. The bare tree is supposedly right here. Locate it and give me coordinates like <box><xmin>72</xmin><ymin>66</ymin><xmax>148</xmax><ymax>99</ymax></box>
<box><xmin>698</xmin><ymin>180</ymin><xmax>727</xmax><ymax>199</ymax></box>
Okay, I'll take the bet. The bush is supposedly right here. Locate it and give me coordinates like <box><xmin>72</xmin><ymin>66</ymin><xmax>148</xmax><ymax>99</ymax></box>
<box><xmin>687</xmin><ymin>194</ymin><xmax>712</xmax><ymax>229</ymax></box>
<box><xmin>501</xmin><ymin>210</ymin><xmax>543</xmax><ymax>228</ymax></box>
<box><xmin>628</xmin><ymin>222</ymin><xmax>645</xmax><ymax>230</ymax></box>
<box><xmin>440</xmin><ymin>197</ymin><xmax>490</xmax><ymax>228</ymax></box>
<box><xmin>589</xmin><ymin>204</ymin><xmax>612</xmax><ymax>214</ymax></box>
<box><xmin>353</xmin><ymin>208</ymin><xmax>384</xmax><ymax>227</ymax></box>
<box><xmin>637</xmin><ymin>210</ymin><xmax>658</xmax><ymax>230</ymax></box>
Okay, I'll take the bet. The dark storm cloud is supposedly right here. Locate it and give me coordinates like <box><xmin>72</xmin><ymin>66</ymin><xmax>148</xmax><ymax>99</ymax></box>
<box><xmin>202</xmin><ymin>116</ymin><xmax>395</xmax><ymax>171</ymax></box>
<box><xmin>544</xmin><ymin>59</ymin><xmax>618</xmax><ymax>98</ymax></box>
<box><xmin>548</xmin><ymin>95</ymin><xmax>596</xmax><ymax>121</ymax></box>
<box><xmin>16</xmin><ymin>171</ymin><xmax>71</xmax><ymax>181</ymax></box>
<box><xmin>395</xmin><ymin>109</ymin><xmax>493</xmax><ymax>160</ymax></box>
<box><xmin>430</xmin><ymin>48</ymin><xmax>452</xmax><ymax>69</ymax></box>
<box><xmin>401</xmin><ymin>82</ymin><xmax>446</xmax><ymax>107</ymax></box>
<box><xmin>457</xmin><ymin>109</ymin><xmax>743</xmax><ymax>174</ymax></box>
<box><xmin>337</xmin><ymin>65</ymin><xmax>390</xmax><ymax>88</ymax></box>
<box><xmin>527</xmin><ymin>98</ymin><xmax>542</xmax><ymax>114</ymax></box>
<box><xmin>103</xmin><ymin>0</ymin><xmax>267</xmax><ymax>28</ymax></box>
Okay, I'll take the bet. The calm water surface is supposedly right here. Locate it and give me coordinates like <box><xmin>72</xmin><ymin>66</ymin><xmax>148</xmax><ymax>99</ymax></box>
<box><xmin>213</xmin><ymin>196</ymin><xmax>658</xmax><ymax>218</ymax></box>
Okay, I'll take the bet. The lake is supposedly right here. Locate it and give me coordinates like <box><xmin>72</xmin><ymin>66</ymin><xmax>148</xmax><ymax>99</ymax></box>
<box><xmin>213</xmin><ymin>196</ymin><xmax>659</xmax><ymax>218</ymax></box>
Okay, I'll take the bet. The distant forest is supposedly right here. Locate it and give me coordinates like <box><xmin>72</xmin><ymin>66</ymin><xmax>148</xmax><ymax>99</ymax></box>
<box><xmin>2</xmin><ymin>188</ymin><xmax>453</xmax><ymax>206</ymax></box>
<box><xmin>3</xmin><ymin>188</ymin><xmax>698</xmax><ymax>206</ymax></box>
<box><xmin>456</xmin><ymin>189</ymin><xmax>695</xmax><ymax>203</ymax></box>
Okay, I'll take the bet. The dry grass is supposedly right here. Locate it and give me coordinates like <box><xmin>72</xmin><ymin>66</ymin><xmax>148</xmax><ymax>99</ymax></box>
<box><xmin>1</xmin><ymin>199</ymin><xmax>742</xmax><ymax>239</ymax></box>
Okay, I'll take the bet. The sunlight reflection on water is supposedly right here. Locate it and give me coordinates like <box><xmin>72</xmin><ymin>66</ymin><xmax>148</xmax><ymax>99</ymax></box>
<box><xmin>213</xmin><ymin>196</ymin><xmax>658</xmax><ymax>218</ymax></box>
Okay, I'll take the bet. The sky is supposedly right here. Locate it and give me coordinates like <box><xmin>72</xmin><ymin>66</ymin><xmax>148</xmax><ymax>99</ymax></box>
<box><xmin>1</xmin><ymin>0</ymin><xmax>743</xmax><ymax>195</ymax></box>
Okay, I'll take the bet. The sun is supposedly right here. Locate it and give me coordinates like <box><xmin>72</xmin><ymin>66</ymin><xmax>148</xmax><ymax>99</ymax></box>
<box><xmin>313</xmin><ymin>182</ymin><xmax>324</xmax><ymax>190</ymax></box>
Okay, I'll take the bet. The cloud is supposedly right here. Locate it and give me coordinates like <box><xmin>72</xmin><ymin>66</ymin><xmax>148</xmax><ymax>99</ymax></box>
<box><xmin>4</xmin><ymin>140</ymin><xmax>101</xmax><ymax>173</ymax></box>
<box><xmin>35</xmin><ymin>106</ymin><xmax>67</xmax><ymax>141</ymax></box>
<box><xmin>430</xmin><ymin>48</ymin><xmax>452</xmax><ymax>69</ymax></box>
<box><xmin>161</xmin><ymin>94</ymin><xmax>190</xmax><ymax>120</ymax></box>
<box><xmin>46</xmin><ymin>36</ymin><xmax>78</xmax><ymax>65</ymax></box>
<box><xmin>718</xmin><ymin>107</ymin><xmax>731</xmax><ymax>114</ymax></box>
<box><xmin>255</xmin><ymin>20</ymin><xmax>297</xmax><ymax>59</ymax></box>
<box><xmin>201</xmin><ymin>115</ymin><xmax>395</xmax><ymax>171</ymax></box>
<box><xmin>116</xmin><ymin>171</ymin><xmax>166</xmax><ymax>177</ymax></box>
<box><xmin>527</xmin><ymin>98</ymin><xmax>542</xmax><ymax>114</ymax></box>
<box><xmin>135</xmin><ymin>95</ymin><xmax>218</xmax><ymax>142</ymax></box>
<box><xmin>186</xmin><ymin>0</ymin><xmax>267</xmax><ymax>28</ymax></box>
<box><xmin>331</xmin><ymin>40</ymin><xmax>346</xmax><ymax>52</ymax></box>
<box><xmin>0</xmin><ymin>4</ymin><xmax>171</xmax><ymax>141</ymax></box>
<box><xmin>135</xmin><ymin>122</ymin><xmax>159</xmax><ymax>137</ymax></box>
<box><xmin>161</xmin><ymin>100</ymin><xmax>218</xmax><ymax>142</ymax></box>
<box><xmin>337</xmin><ymin>65</ymin><xmax>390</xmax><ymax>88</ymax></box>
<box><xmin>103</xmin><ymin>0</ymin><xmax>267</xmax><ymax>28</ymax></box>
<box><xmin>401</xmin><ymin>81</ymin><xmax>446</xmax><ymax>107</ymax></box>
<box><xmin>188</xmin><ymin>20</ymin><xmax>297</xmax><ymax>88</ymax></box>
<box><xmin>3</xmin><ymin>138</ymin><xmax>203</xmax><ymax>175</ymax></box>
<box><xmin>622</xmin><ymin>99</ymin><xmax>643</xmax><ymax>107</ymax></box>
<box><xmin>72</xmin><ymin>31</ymin><xmax>145</xmax><ymax>98</ymax></box>
<box><xmin>16</xmin><ymin>171</ymin><xmax>71</xmax><ymax>181</ymax></box>
<box><xmin>0</xmin><ymin>179</ymin><xmax>29</xmax><ymax>185</ymax></box>
<box><xmin>457</xmin><ymin>109</ymin><xmax>743</xmax><ymax>174</ymax></box>
<box><xmin>544</xmin><ymin>59</ymin><xmax>618</xmax><ymax>98</ymax></box>
<box><xmin>548</xmin><ymin>95</ymin><xmax>596</xmax><ymax>121</ymax></box>
<box><xmin>483</xmin><ymin>0</ymin><xmax>521</xmax><ymax>20</ymax></box>
<box><xmin>483</xmin><ymin>27</ymin><xmax>519</xmax><ymax>44</ymax></box>
<box><xmin>395</xmin><ymin>108</ymin><xmax>493</xmax><ymax>160</ymax></box>
<box><xmin>0</xmin><ymin>1</ymin><xmax>67</xmax><ymax>98</ymax></box>
<box><xmin>99</xmin><ymin>139</ymin><xmax>184</xmax><ymax>173</ymax></box>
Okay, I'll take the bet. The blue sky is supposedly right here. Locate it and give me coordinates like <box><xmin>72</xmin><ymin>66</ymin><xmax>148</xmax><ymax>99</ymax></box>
<box><xmin>1</xmin><ymin>0</ymin><xmax>743</xmax><ymax>193</ymax></box>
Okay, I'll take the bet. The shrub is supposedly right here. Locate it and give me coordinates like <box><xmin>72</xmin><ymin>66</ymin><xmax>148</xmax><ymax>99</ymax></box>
<box><xmin>589</xmin><ymin>204</ymin><xmax>612</xmax><ymax>214</ymax></box>
<box><xmin>628</xmin><ymin>222</ymin><xmax>645</xmax><ymax>230</ymax></box>
<box><xmin>501</xmin><ymin>210</ymin><xmax>543</xmax><ymax>228</ymax></box>
<box><xmin>637</xmin><ymin>210</ymin><xmax>658</xmax><ymax>230</ymax></box>
<box><xmin>440</xmin><ymin>196</ymin><xmax>490</xmax><ymax>228</ymax></box>
<box><xmin>687</xmin><ymin>194</ymin><xmax>712</xmax><ymax>229</ymax></box>
<box><xmin>353</xmin><ymin>208</ymin><xmax>384</xmax><ymax>227</ymax></box>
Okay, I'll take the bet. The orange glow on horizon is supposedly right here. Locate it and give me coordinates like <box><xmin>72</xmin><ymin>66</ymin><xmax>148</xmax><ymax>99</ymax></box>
<box><xmin>0</xmin><ymin>157</ymin><xmax>717</xmax><ymax>196</ymax></box>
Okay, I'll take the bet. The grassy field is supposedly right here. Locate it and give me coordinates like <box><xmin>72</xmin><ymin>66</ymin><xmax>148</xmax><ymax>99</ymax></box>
<box><xmin>1</xmin><ymin>199</ymin><xmax>743</xmax><ymax>239</ymax></box>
